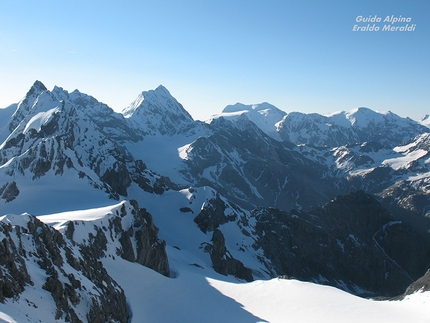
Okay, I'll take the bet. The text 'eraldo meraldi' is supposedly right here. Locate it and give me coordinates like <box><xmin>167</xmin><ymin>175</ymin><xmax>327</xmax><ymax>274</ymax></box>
<box><xmin>353</xmin><ymin>15</ymin><xmax>416</xmax><ymax>32</ymax></box>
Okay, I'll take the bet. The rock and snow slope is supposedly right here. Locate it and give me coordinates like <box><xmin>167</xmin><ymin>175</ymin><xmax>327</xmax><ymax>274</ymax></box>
<box><xmin>0</xmin><ymin>81</ymin><xmax>430</xmax><ymax>322</ymax></box>
<box><xmin>0</xmin><ymin>202</ymin><xmax>429</xmax><ymax>323</ymax></box>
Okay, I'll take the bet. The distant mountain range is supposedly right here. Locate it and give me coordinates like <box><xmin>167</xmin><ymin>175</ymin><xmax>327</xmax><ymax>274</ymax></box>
<box><xmin>0</xmin><ymin>81</ymin><xmax>429</xmax><ymax>322</ymax></box>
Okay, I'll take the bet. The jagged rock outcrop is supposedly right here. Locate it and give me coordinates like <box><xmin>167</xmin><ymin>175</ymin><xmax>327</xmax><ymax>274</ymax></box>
<box><xmin>115</xmin><ymin>200</ymin><xmax>170</xmax><ymax>277</ymax></box>
<box><xmin>0</xmin><ymin>214</ymin><xmax>129</xmax><ymax>323</ymax></box>
<box><xmin>0</xmin><ymin>199</ymin><xmax>171</xmax><ymax>322</ymax></box>
<box><xmin>206</xmin><ymin>229</ymin><xmax>253</xmax><ymax>282</ymax></box>
<box><xmin>0</xmin><ymin>182</ymin><xmax>19</xmax><ymax>202</ymax></box>
<box><xmin>0</xmin><ymin>224</ymin><xmax>32</xmax><ymax>302</ymax></box>
<box><xmin>194</xmin><ymin>193</ymin><xmax>238</xmax><ymax>233</ymax></box>
<box><xmin>64</xmin><ymin>200</ymin><xmax>170</xmax><ymax>278</ymax></box>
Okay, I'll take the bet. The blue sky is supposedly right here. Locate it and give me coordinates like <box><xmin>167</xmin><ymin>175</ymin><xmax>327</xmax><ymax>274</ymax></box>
<box><xmin>1</xmin><ymin>0</ymin><xmax>429</xmax><ymax>120</ymax></box>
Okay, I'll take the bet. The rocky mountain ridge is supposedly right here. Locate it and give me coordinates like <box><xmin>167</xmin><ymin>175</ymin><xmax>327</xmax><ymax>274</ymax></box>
<box><xmin>1</xmin><ymin>81</ymin><xmax>430</xmax><ymax>321</ymax></box>
<box><xmin>276</xmin><ymin>108</ymin><xmax>428</xmax><ymax>148</ymax></box>
<box><xmin>0</xmin><ymin>200</ymin><xmax>169</xmax><ymax>322</ymax></box>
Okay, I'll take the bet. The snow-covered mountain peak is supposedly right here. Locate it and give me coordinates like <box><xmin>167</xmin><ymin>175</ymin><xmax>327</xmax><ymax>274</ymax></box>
<box><xmin>208</xmin><ymin>102</ymin><xmax>286</xmax><ymax>140</ymax></box>
<box><xmin>29</xmin><ymin>80</ymin><xmax>48</xmax><ymax>93</ymax></box>
<box><xmin>8</xmin><ymin>80</ymin><xmax>50</xmax><ymax>132</ymax></box>
<box><xmin>21</xmin><ymin>80</ymin><xmax>49</xmax><ymax>108</ymax></box>
<box><xmin>122</xmin><ymin>85</ymin><xmax>189</xmax><ymax>118</ymax></box>
<box><xmin>278</xmin><ymin>107</ymin><xmax>428</xmax><ymax>147</ymax></box>
<box><xmin>154</xmin><ymin>84</ymin><xmax>171</xmax><ymax>95</ymax></box>
<box><xmin>0</xmin><ymin>212</ymin><xmax>32</xmax><ymax>227</ymax></box>
<box><xmin>122</xmin><ymin>85</ymin><xmax>194</xmax><ymax>136</ymax></box>
<box><xmin>419</xmin><ymin>114</ymin><xmax>430</xmax><ymax>128</ymax></box>
<box><xmin>345</xmin><ymin>107</ymin><xmax>388</xmax><ymax>127</ymax></box>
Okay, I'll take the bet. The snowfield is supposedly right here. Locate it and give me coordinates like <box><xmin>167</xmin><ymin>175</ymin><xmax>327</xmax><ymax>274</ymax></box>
<box><xmin>106</xmin><ymin>260</ymin><xmax>430</xmax><ymax>323</ymax></box>
<box><xmin>0</xmin><ymin>203</ymin><xmax>429</xmax><ymax>323</ymax></box>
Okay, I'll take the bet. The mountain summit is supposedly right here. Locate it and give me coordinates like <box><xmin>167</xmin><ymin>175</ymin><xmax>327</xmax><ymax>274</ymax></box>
<box><xmin>8</xmin><ymin>80</ymin><xmax>49</xmax><ymax>133</ymax></box>
<box><xmin>122</xmin><ymin>85</ymin><xmax>194</xmax><ymax>136</ymax></box>
<box><xmin>209</xmin><ymin>102</ymin><xmax>287</xmax><ymax>140</ymax></box>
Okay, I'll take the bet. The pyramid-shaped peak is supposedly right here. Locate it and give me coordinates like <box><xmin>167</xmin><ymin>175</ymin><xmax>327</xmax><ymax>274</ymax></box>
<box><xmin>154</xmin><ymin>84</ymin><xmax>169</xmax><ymax>93</ymax></box>
<box><xmin>24</xmin><ymin>80</ymin><xmax>48</xmax><ymax>99</ymax></box>
<box><xmin>31</xmin><ymin>80</ymin><xmax>47</xmax><ymax>92</ymax></box>
<box><xmin>123</xmin><ymin>86</ymin><xmax>191</xmax><ymax>117</ymax></box>
<box><xmin>8</xmin><ymin>81</ymin><xmax>51</xmax><ymax>132</ymax></box>
<box><xmin>122</xmin><ymin>85</ymin><xmax>194</xmax><ymax>136</ymax></box>
<box><xmin>139</xmin><ymin>84</ymin><xmax>178</xmax><ymax>104</ymax></box>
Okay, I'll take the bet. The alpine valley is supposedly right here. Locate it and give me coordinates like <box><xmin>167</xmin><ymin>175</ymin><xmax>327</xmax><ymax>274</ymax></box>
<box><xmin>0</xmin><ymin>81</ymin><xmax>429</xmax><ymax>322</ymax></box>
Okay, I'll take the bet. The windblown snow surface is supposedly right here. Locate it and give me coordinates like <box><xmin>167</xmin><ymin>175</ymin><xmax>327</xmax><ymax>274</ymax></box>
<box><xmin>0</xmin><ymin>202</ymin><xmax>428</xmax><ymax>323</ymax></box>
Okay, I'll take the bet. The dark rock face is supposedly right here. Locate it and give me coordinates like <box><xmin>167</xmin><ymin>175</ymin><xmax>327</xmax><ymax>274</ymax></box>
<box><xmin>108</xmin><ymin>200</ymin><xmax>170</xmax><ymax>277</ymax></box>
<box><xmin>374</xmin><ymin>222</ymin><xmax>430</xmax><ymax>279</ymax></box>
<box><xmin>0</xmin><ymin>199</ymin><xmax>171</xmax><ymax>322</ymax></box>
<box><xmin>253</xmin><ymin>191</ymin><xmax>430</xmax><ymax>297</ymax></box>
<box><xmin>0</xmin><ymin>225</ymin><xmax>32</xmax><ymax>302</ymax></box>
<box><xmin>194</xmin><ymin>193</ymin><xmax>237</xmax><ymax>233</ymax></box>
<box><xmin>0</xmin><ymin>215</ymin><xmax>129</xmax><ymax>323</ymax></box>
<box><xmin>130</xmin><ymin>202</ymin><xmax>170</xmax><ymax>277</ymax></box>
<box><xmin>206</xmin><ymin>229</ymin><xmax>253</xmax><ymax>282</ymax></box>
<box><xmin>380</xmin><ymin>181</ymin><xmax>430</xmax><ymax>217</ymax></box>
<box><xmin>100</xmin><ymin>162</ymin><xmax>132</xmax><ymax>197</ymax></box>
<box><xmin>0</xmin><ymin>181</ymin><xmax>19</xmax><ymax>202</ymax></box>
